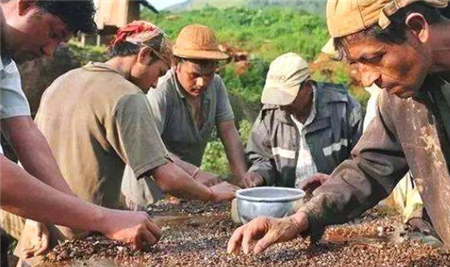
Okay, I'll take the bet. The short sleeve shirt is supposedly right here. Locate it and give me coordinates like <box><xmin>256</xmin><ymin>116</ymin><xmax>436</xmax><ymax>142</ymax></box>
<box><xmin>34</xmin><ymin>62</ymin><xmax>169</xmax><ymax>208</ymax></box>
<box><xmin>0</xmin><ymin>56</ymin><xmax>31</xmax><ymax>153</ymax></box>
<box><xmin>147</xmin><ymin>69</ymin><xmax>235</xmax><ymax>166</ymax></box>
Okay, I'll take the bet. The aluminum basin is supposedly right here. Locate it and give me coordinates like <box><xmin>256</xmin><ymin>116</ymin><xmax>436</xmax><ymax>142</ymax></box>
<box><xmin>236</xmin><ymin>187</ymin><xmax>305</xmax><ymax>224</ymax></box>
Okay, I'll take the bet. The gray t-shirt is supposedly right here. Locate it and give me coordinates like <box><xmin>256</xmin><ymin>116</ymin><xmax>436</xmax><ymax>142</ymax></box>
<box><xmin>0</xmin><ymin>56</ymin><xmax>31</xmax><ymax>153</ymax></box>
<box><xmin>147</xmin><ymin>69</ymin><xmax>235</xmax><ymax>166</ymax></box>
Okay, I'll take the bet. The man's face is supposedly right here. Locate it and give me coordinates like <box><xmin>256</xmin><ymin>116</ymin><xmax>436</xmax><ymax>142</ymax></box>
<box><xmin>280</xmin><ymin>82</ymin><xmax>313</xmax><ymax>115</ymax></box>
<box><xmin>3</xmin><ymin>2</ymin><xmax>72</xmax><ymax>63</ymax></box>
<box><xmin>176</xmin><ymin>60</ymin><xmax>216</xmax><ymax>98</ymax></box>
<box><xmin>342</xmin><ymin>34</ymin><xmax>432</xmax><ymax>99</ymax></box>
<box><xmin>131</xmin><ymin>59</ymin><xmax>169</xmax><ymax>93</ymax></box>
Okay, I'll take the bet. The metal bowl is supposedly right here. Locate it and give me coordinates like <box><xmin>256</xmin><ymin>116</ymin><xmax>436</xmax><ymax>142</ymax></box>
<box><xmin>235</xmin><ymin>187</ymin><xmax>306</xmax><ymax>224</ymax></box>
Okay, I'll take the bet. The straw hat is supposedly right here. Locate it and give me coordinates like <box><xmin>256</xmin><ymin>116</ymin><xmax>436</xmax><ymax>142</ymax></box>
<box><xmin>173</xmin><ymin>24</ymin><xmax>229</xmax><ymax>60</ymax></box>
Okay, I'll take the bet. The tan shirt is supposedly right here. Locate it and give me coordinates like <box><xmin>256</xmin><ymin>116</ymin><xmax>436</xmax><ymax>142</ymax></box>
<box><xmin>35</xmin><ymin>62</ymin><xmax>169</xmax><ymax>208</ymax></box>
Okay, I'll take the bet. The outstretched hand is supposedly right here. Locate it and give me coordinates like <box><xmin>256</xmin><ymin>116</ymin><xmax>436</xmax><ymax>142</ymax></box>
<box><xmin>227</xmin><ymin>212</ymin><xmax>309</xmax><ymax>254</ymax></box>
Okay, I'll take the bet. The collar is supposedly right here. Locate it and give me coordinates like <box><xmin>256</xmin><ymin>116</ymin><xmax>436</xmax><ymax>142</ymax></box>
<box><xmin>82</xmin><ymin>62</ymin><xmax>126</xmax><ymax>77</ymax></box>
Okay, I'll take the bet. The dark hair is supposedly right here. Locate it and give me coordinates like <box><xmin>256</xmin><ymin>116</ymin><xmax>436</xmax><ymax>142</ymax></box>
<box><xmin>36</xmin><ymin>0</ymin><xmax>97</xmax><ymax>34</ymax></box>
<box><xmin>108</xmin><ymin>34</ymin><xmax>167</xmax><ymax>64</ymax></box>
<box><xmin>108</xmin><ymin>42</ymin><xmax>142</xmax><ymax>57</ymax></box>
<box><xmin>1</xmin><ymin>0</ymin><xmax>97</xmax><ymax>34</ymax></box>
<box><xmin>334</xmin><ymin>3</ymin><xmax>443</xmax><ymax>60</ymax></box>
<box><xmin>173</xmin><ymin>56</ymin><xmax>217</xmax><ymax>67</ymax></box>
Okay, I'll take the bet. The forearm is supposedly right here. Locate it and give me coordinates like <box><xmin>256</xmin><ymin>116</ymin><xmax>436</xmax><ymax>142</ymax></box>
<box><xmin>0</xmin><ymin>156</ymin><xmax>106</xmax><ymax>232</ymax></box>
<box><xmin>168</xmin><ymin>152</ymin><xmax>198</xmax><ymax>176</ymax></box>
<box><xmin>218</xmin><ymin>122</ymin><xmax>247</xmax><ymax>177</ymax></box>
<box><xmin>2</xmin><ymin>117</ymin><xmax>74</xmax><ymax>196</ymax></box>
<box><xmin>152</xmin><ymin>162</ymin><xmax>213</xmax><ymax>201</ymax></box>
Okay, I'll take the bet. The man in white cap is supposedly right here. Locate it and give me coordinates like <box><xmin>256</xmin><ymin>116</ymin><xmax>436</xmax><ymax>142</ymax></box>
<box><xmin>122</xmin><ymin>24</ymin><xmax>248</xmax><ymax>209</ymax></box>
<box><xmin>227</xmin><ymin>0</ymin><xmax>450</xmax><ymax>254</ymax></box>
<box><xmin>241</xmin><ymin>52</ymin><xmax>363</xmax><ymax>189</ymax></box>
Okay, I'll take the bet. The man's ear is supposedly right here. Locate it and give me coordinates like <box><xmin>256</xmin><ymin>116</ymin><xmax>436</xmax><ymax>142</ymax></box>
<box><xmin>137</xmin><ymin>47</ymin><xmax>155</xmax><ymax>65</ymax></box>
<box><xmin>405</xmin><ymin>13</ymin><xmax>430</xmax><ymax>44</ymax></box>
<box><xmin>17</xmin><ymin>0</ymin><xmax>38</xmax><ymax>16</ymax></box>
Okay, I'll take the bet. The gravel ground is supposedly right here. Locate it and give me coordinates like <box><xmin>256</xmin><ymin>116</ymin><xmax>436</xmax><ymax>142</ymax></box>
<box><xmin>41</xmin><ymin>200</ymin><xmax>450</xmax><ymax>267</ymax></box>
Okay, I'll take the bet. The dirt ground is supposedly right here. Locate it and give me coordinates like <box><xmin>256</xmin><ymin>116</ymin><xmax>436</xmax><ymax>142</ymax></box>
<box><xmin>38</xmin><ymin>199</ymin><xmax>450</xmax><ymax>267</ymax></box>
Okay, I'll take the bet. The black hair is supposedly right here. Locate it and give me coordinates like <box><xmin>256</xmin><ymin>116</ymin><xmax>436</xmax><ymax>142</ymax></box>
<box><xmin>1</xmin><ymin>0</ymin><xmax>97</xmax><ymax>34</ymax></box>
<box><xmin>334</xmin><ymin>2</ymin><xmax>443</xmax><ymax>60</ymax></box>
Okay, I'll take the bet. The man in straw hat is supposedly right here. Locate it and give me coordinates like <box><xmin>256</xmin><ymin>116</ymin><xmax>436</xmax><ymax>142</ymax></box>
<box><xmin>227</xmin><ymin>0</ymin><xmax>450</xmax><ymax>254</ymax></box>
<box><xmin>14</xmin><ymin>21</ymin><xmax>239</xmax><ymax>264</ymax></box>
<box><xmin>122</xmin><ymin>24</ymin><xmax>249</xmax><ymax>209</ymax></box>
<box><xmin>241</xmin><ymin>52</ymin><xmax>362</xmax><ymax>189</ymax></box>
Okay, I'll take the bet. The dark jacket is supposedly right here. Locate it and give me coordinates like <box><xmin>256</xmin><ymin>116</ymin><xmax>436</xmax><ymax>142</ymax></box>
<box><xmin>247</xmin><ymin>82</ymin><xmax>363</xmax><ymax>187</ymax></box>
<box><xmin>299</xmin><ymin>75</ymin><xmax>450</xmax><ymax>245</ymax></box>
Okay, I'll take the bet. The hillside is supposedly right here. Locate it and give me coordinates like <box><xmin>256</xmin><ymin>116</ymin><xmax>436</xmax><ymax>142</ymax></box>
<box><xmin>165</xmin><ymin>0</ymin><xmax>327</xmax><ymax>16</ymax></box>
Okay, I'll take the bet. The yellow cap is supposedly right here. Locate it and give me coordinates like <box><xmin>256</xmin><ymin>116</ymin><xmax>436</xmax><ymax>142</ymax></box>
<box><xmin>327</xmin><ymin>0</ymin><xmax>448</xmax><ymax>38</ymax></box>
<box><xmin>261</xmin><ymin>53</ymin><xmax>311</xmax><ymax>106</ymax></box>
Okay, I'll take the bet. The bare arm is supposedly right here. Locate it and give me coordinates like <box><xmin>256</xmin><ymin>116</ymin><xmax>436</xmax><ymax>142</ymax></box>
<box><xmin>0</xmin><ymin>155</ymin><xmax>162</xmax><ymax>249</ymax></box>
<box><xmin>152</xmin><ymin>161</ymin><xmax>238</xmax><ymax>202</ymax></box>
<box><xmin>168</xmin><ymin>152</ymin><xmax>222</xmax><ymax>186</ymax></box>
<box><xmin>217</xmin><ymin>120</ymin><xmax>247</xmax><ymax>178</ymax></box>
<box><xmin>1</xmin><ymin>116</ymin><xmax>74</xmax><ymax>196</ymax></box>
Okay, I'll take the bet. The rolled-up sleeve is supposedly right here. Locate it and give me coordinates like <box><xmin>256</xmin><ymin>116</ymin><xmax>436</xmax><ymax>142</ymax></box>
<box><xmin>0</xmin><ymin>61</ymin><xmax>31</xmax><ymax>120</ymax></box>
<box><xmin>297</xmin><ymin>98</ymin><xmax>408</xmax><ymax>241</ymax></box>
<box><xmin>246</xmin><ymin>111</ymin><xmax>277</xmax><ymax>186</ymax></box>
<box><xmin>113</xmin><ymin>93</ymin><xmax>170</xmax><ymax>179</ymax></box>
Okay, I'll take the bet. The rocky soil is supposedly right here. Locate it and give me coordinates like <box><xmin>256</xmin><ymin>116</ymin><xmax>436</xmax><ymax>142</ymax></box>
<box><xmin>41</xmin><ymin>200</ymin><xmax>450</xmax><ymax>267</ymax></box>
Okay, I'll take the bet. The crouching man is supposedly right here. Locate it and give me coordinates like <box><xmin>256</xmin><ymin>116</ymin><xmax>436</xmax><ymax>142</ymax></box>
<box><xmin>227</xmin><ymin>0</ymin><xmax>450</xmax><ymax>255</ymax></box>
<box><xmin>241</xmin><ymin>53</ymin><xmax>362</xmax><ymax>190</ymax></box>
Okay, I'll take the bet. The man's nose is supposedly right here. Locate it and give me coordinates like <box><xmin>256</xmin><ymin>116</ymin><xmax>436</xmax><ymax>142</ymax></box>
<box><xmin>42</xmin><ymin>41</ymin><xmax>59</xmax><ymax>57</ymax></box>
<box><xmin>196</xmin><ymin>77</ymin><xmax>205</xmax><ymax>88</ymax></box>
<box><xmin>359</xmin><ymin>65</ymin><xmax>380</xmax><ymax>88</ymax></box>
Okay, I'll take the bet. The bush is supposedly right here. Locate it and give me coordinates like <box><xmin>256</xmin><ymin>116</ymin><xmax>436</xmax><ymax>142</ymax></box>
<box><xmin>201</xmin><ymin>120</ymin><xmax>252</xmax><ymax>176</ymax></box>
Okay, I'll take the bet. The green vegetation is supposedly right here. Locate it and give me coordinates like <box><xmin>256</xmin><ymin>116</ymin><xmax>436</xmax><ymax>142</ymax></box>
<box><xmin>144</xmin><ymin>7</ymin><xmax>329</xmax><ymax>62</ymax></box>
<box><xmin>165</xmin><ymin>0</ymin><xmax>327</xmax><ymax>17</ymax></box>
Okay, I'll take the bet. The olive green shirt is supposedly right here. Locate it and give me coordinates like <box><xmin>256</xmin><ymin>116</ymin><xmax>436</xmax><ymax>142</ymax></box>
<box><xmin>35</xmin><ymin>62</ymin><xmax>169</xmax><ymax>209</ymax></box>
<box><xmin>148</xmin><ymin>69</ymin><xmax>235</xmax><ymax>166</ymax></box>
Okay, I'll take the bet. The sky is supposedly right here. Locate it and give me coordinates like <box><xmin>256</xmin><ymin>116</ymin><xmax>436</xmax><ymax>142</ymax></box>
<box><xmin>150</xmin><ymin>0</ymin><xmax>188</xmax><ymax>11</ymax></box>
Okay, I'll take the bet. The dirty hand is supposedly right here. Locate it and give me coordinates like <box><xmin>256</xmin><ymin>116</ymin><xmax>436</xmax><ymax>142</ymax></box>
<box><xmin>102</xmin><ymin>210</ymin><xmax>162</xmax><ymax>250</ymax></box>
<box><xmin>227</xmin><ymin>212</ymin><xmax>309</xmax><ymax>254</ymax></box>
<box><xmin>21</xmin><ymin>220</ymin><xmax>50</xmax><ymax>259</ymax></box>
<box><xmin>210</xmin><ymin>182</ymin><xmax>240</xmax><ymax>202</ymax></box>
<box><xmin>297</xmin><ymin>173</ymin><xmax>331</xmax><ymax>194</ymax></box>
<box><xmin>241</xmin><ymin>172</ymin><xmax>264</xmax><ymax>188</ymax></box>
<box><xmin>194</xmin><ymin>171</ymin><xmax>223</xmax><ymax>187</ymax></box>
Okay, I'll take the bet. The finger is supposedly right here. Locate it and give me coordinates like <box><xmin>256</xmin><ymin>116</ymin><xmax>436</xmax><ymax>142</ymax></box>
<box><xmin>254</xmin><ymin>230</ymin><xmax>279</xmax><ymax>254</ymax></box>
<box><xmin>34</xmin><ymin>236</ymin><xmax>49</xmax><ymax>256</ymax></box>
<box><xmin>227</xmin><ymin>226</ymin><xmax>245</xmax><ymax>254</ymax></box>
<box><xmin>145</xmin><ymin>219</ymin><xmax>163</xmax><ymax>240</ymax></box>
<box><xmin>140</xmin><ymin>229</ymin><xmax>158</xmax><ymax>247</ymax></box>
<box><xmin>241</xmin><ymin>226</ymin><xmax>256</xmax><ymax>254</ymax></box>
<box><xmin>134</xmin><ymin>234</ymin><xmax>144</xmax><ymax>250</ymax></box>
<box><xmin>22</xmin><ymin>247</ymin><xmax>36</xmax><ymax>259</ymax></box>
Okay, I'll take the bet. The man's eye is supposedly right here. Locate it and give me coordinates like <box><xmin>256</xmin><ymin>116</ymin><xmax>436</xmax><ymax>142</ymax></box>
<box><xmin>364</xmin><ymin>55</ymin><xmax>382</xmax><ymax>64</ymax></box>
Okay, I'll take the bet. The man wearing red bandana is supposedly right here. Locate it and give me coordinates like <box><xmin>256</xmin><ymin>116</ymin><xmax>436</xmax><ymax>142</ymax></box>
<box><xmin>14</xmin><ymin>21</ymin><xmax>239</xmax><ymax>265</ymax></box>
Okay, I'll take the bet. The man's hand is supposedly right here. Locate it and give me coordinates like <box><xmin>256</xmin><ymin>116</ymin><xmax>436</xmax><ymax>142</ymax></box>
<box><xmin>101</xmin><ymin>210</ymin><xmax>162</xmax><ymax>250</ymax></box>
<box><xmin>297</xmin><ymin>173</ymin><xmax>330</xmax><ymax>194</ymax></box>
<box><xmin>194</xmin><ymin>171</ymin><xmax>223</xmax><ymax>187</ymax></box>
<box><xmin>21</xmin><ymin>220</ymin><xmax>50</xmax><ymax>259</ymax></box>
<box><xmin>210</xmin><ymin>182</ymin><xmax>240</xmax><ymax>202</ymax></box>
<box><xmin>227</xmin><ymin>212</ymin><xmax>309</xmax><ymax>254</ymax></box>
<box><xmin>241</xmin><ymin>172</ymin><xmax>265</xmax><ymax>188</ymax></box>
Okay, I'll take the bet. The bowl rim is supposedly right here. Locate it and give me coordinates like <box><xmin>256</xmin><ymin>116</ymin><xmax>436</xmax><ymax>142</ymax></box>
<box><xmin>236</xmin><ymin>187</ymin><xmax>306</xmax><ymax>202</ymax></box>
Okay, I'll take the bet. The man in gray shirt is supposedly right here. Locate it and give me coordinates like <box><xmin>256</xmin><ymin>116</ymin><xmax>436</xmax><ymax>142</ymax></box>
<box><xmin>122</xmin><ymin>24</ymin><xmax>248</xmax><ymax>209</ymax></box>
